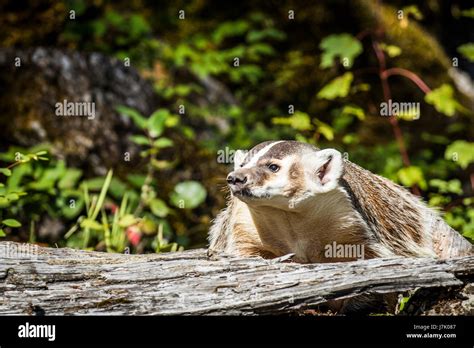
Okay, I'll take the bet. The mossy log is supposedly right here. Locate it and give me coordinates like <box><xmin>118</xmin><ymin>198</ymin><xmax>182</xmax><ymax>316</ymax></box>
<box><xmin>0</xmin><ymin>242</ymin><xmax>472</xmax><ymax>315</ymax></box>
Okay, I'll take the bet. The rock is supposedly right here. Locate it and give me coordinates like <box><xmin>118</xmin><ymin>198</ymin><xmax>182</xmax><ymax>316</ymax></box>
<box><xmin>0</xmin><ymin>47</ymin><xmax>159</xmax><ymax>175</ymax></box>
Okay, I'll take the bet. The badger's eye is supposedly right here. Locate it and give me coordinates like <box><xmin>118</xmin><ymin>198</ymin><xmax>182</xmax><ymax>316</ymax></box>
<box><xmin>268</xmin><ymin>164</ymin><xmax>280</xmax><ymax>173</ymax></box>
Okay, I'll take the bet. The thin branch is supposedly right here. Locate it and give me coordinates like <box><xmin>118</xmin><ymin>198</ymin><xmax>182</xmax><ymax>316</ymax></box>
<box><xmin>383</xmin><ymin>68</ymin><xmax>432</xmax><ymax>94</ymax></box>
<box><xmin>371</xmin><ymin>40</ymin><xmax>421</xmax><ymax>196</ymax></box>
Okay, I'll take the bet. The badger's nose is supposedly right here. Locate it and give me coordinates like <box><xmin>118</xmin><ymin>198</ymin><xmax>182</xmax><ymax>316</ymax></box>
<box><xmin>226</xmin><ymin>171</ymin><xmax>248</xmax><ymax>186</ymax></box>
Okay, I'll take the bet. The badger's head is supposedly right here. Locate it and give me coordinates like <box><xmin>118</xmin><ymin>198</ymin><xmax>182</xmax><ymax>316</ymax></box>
<box><xmin>227</xmin><ymin>140</ymin><xmax>344</xmax><ymax>209</ymax></box>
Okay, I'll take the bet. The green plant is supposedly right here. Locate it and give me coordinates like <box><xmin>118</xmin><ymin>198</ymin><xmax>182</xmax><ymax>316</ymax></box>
<box><xmin>0</xmin><ymin>148</ymin><xmax>49</xmax><ymax>237</ymax></box>
<box><xmin>65</xmin><ymin>169</ymin><xmax>185</xmax><ymax>253</ymax></box>
<box><xmin>61</xmin><ymin>9</ymin><xmax>160</xmax><ymax>68</ymax></box>
<box><xmin>117</xmin><ymin>105</ymin><xmax>207</xmax><ymax>211</ymax></box>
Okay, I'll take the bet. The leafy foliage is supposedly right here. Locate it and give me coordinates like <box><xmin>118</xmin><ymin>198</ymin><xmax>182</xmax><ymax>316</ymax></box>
<box><xmin>444</xmin><ymin>141</ymin><xmax>474</xmax><ymax>169</ymax></box>
<box><xmin>457</xmin><ymin>43</ymin><xmax>474</xmax><ymax>62</ymax></box>
<box><xmin>170</xmin><ymin>181</ymin><xmax>207</xmax><ymax>209</ymax></box>
<box><xmin>379</xmin><ymin>43</ymin><xmax>402</xmax><ymax>58</ymax></box>
<box><xmin>424</xmin><ymin>84</ymin><xmax>461</xmax><ymax>117</ymax></box>
<box><xmin>319</xmin><ymin>34</ymin><xmax>363</xmax><ymax>69</ymax></box>
<box><xmin>0</xmin><ymin>149</ymin><xmax>50</xmax><ymax>238</ymax></box>
<box><xmin>317</xmin><ymin>73</ymin><xmax>354</xmax><ymax>100</ymax></box>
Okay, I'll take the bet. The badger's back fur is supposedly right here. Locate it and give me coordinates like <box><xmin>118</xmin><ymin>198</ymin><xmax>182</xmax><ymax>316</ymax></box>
<box><xmin>341</xmin><ymin>161</ymin><xmax>472</xmax><ymax>258</ymax></box>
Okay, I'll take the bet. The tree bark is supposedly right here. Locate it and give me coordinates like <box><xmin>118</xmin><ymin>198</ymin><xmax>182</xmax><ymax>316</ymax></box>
<box><xmin>0</xmin><ymin>242</ymin><xmax>472</xmax><ymax>315</ymax></box>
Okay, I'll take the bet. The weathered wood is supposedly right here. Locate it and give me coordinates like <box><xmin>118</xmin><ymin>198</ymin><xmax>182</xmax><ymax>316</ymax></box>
<box><xmin>0</xmin><ymin>242</ymin><xmax>472</xmax><ymax>315</ymax></box>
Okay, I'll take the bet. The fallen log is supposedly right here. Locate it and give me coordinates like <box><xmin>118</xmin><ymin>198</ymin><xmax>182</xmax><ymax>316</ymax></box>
<box><xmin>0</xmin><ymin>242</ymin><xmax>472</xmax><ymax>315</ymax></box>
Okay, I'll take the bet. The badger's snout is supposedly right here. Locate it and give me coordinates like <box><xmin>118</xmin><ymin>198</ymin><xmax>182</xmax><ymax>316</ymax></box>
<box><xmin>226</xmin><ymin>169</ymin><xmax>254</xmax><ymax>194</ymax></box>
<box><xmin>226</xmin><ymin>171</ymin><xmax>247</xmax><ymax>185</ymax></box>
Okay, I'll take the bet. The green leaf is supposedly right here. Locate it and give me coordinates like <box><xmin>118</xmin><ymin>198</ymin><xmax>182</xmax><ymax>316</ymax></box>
<box><xmin>153</xmin><ymin>137</ymin><xmax>174</xmax><ymax>149</ymax></box>
<box><xmin>397</xmin><ymin>166</ymin><xmax>427</xmax><ymax>190</ymax></box>
<box><xmin>147</xmin><ymin>109</ymin><xmax>170</xmax><ymax>138</ymax></box>
<box><xmin>170</xmin><ymin>181</ymin><xmax>207</xmax><ymax>209</ymax></box>
<box><xmin>402</xmin><ymin>5</ymin><xmax>423</xmax><ymax>20</ymax></box>
<box><xmin>90</xmin><ymin>170</ymin><xmax>113</xmax><ymax>220</ymax></box>
<box><xmin>247</xmin><ymin>43</ymin><xmax>275</xmax><ymax>58</ymax></box>
<box><xmin>150</xmin><ymin>198</ymin><xmax>170</xmax><ymax>218</ymax></box>
<box><xmin>80</xmin><ymin>218</ymin><xmax>103</xmax><ymax>230</ymax></box>
<box><xmin>460</xmin><ymin>8</ymin><xmax>474</xmax><ymax>18</ymax></box>
<box><xmin>342</xmin><ymin>105</ymin><xmax>365</xmax><ymax>120</ymax></box>
<box><xmin>246</xmin><ymin>28</ymin><xmax>285</xmax><ymax>43</ymax></box>
<box><xmin>116</xmin><ymin>106</ymin><xmax>147</xmax><ymax>129</ymax></box>
<box><xmin>139</xmin><ymin>217</ymin><xmax>157</xmax><ymax>236</ymax></box>
<box><xmin>319</xmin><ymin>34</ymin><xmax>362</xmax><ymax>69</ymax></box>
<box><xmin>5</xmin><ymin>193</ymin><xmax>19</xmax><ymax>201</ymax></box>
<box><xmin>446</xmin><ymin>180</ymin><xmax>463</xmax><ymax>195</ymax></box>
<box><xmin>61</xmin><ymin>195</ymin><xmax>84</xmax><ymax>219</ymax></box>
<box><xmin>429</xmin><ymin>179</ymin><xmax>463</xmax><ymax>195</ymax></box>
<box><xmin>0</xmin><ymin>168</ymin><xmax>12</xmax><ymax>176</ymax></box>
<box><xmin>108</xmin><ymin>178</ymin><xmax>128</xmax><ymax>199</ymax></box>
<box><xmin>342</xmin><ymin>134</ymin><xmax>358</xmax><ymax>145</ymax></box>
<box><xmin>457</xmin><ymin>43</ymin><xmax>474</xmax><ymax>62</ymax></box>
<box><xmin>398</xmin><ymin>295</ymin><xmax>411</xmax><ymax>313</ymax></box>
<box><xmin>0</xmin><ymin>196</ymin><xmax>9</xmax><ymax>208</ymax></box>
<box><xmin>165</xmin><ymin>115</ymin><xmax>179</xmax><ymax>128</ymax></box>
<box><xmin>83</xmin><ymin>182</ymin><xmax>91</xmax><ymax>214</ymax></box>
<box><xmin>28</xmin><ymin>160</ymin><xmax>66</xmax><ymax>190</ymax></box>
<box><xmin>58</xmin><ymin>168</ymin><xmax>83</xmax><ymax>189</ymax></box>
<box><xmin>445</xmin><ymin>141</ymin><xmax>474</xmax><ymax>169</ymax></box>
<box><xmin>7</xmin><ymin>162</ymin><xmax>31</xmax><ymax>190</ymax></box>
<box><xmin>118</xmin><ymin>214</ymin><xmax>138</xmax><ymax>228</ymax></box>
<box><xmin>424</xmin><ymin>84</ymin><xmax>459</xmax><ymax>117</ymax></box>
<box><xmin>317</xmin><ymin>72</ymin><xmax>353</xmax><ymax>100</ymax></box>
<box><xmin>151</xmin><ymin>159</ymin><xmax>176</xmax><ymax>170</ymax></box>
<box><xmin>0</xmin><ymin>229</ymin><xmax>5</xmax><ymax>237</ymax></box>
<box><xmin>127</xmin><ymin>174</ymin><xmax>147</xmax><ymax>188</ymax></box>
<box><xmin>130</xmin><ymin>135</ymin><xmax>150</xmax><ymax>146</ymax></box>
<box><xmin>213</xmin><ymin>20</ymin><xmax>249</xmax><ymax>44</ymax></box>
<box><xmin>82</xmin><ymin>177</ymin><xmax>107</xmax><ymax>190</ymax></box>
<box><xmin>314</xmin><ymin>119</ymin><xmax>334</xmax><ymax>141</ymax></box>
<box><xmin>379</xmin><ymin>43</ymin><xmax>402</xmax><ymax>58</ymax></box>
<box><xmin>2</xmin><ymin>219</ymin><xmax>21</xmax><ymax>227</ymax></box>
<box><xmin>272</xmin><ymin>111</ymin><xmax>313</xmax><ymax>131</ymax></box>
<box><xmin>174</xmin><ymin>84</ymin><xmax>192</xmax><ymax>97</ymax></box>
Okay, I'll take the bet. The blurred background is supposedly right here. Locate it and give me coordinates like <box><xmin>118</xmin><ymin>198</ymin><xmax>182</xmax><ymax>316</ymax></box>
<box><xmin>0</xmin><ymin>0</ymin><xmax>472</xmax><ymax>253</ymax></box>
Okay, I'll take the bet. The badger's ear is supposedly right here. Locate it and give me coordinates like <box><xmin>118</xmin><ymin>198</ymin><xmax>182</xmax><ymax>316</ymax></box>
<box><xmin>315</xmin><ymin>149</ymin><xmax>343</xmax><ymax>185</ymax></box>
<box><xmin>304</xmin><ymin>149</ymin><xmax>344</xmax><ymax>191</ymax></box>
<box><xmin>233</xmin><ymin>150</ymin><xmax>246</xmax><ymax>170</ymax></box>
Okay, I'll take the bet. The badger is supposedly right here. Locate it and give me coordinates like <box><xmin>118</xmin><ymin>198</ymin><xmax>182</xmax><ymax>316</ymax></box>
<box><xmin>208</xmin><ymin>140</ymin><xmax>473</xmax><ymax>263</ymax></box>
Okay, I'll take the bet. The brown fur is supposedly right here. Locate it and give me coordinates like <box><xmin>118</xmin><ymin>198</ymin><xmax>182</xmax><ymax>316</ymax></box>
<box><xmin>341</xmin><ymin>161</ymin><xmax>426</xmax><ymax>256</ymax></box>
<box><xmin>284</xmin><ymin>162</ymin><xmax>305</xmax><ymax>197</ymax></box>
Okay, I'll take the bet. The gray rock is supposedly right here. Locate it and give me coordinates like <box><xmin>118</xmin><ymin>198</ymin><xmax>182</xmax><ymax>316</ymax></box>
<box><xmin>0</xmin><ymin>47</ymin><xmax>159</xmax><ymax>175</ymax></box>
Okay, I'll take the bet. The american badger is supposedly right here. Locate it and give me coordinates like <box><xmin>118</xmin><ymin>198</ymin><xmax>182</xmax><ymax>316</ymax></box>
<box><xmin>208</xmin><ymin>140</ymin><xmax>473</xmax><ymax>263</ymax></box>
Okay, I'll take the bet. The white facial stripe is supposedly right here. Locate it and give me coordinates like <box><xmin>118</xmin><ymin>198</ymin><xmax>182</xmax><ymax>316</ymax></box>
<box><xmin>243</xmin><ymin>141</ymin><xmax>284</xmax><ymax>168</ymax></box>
